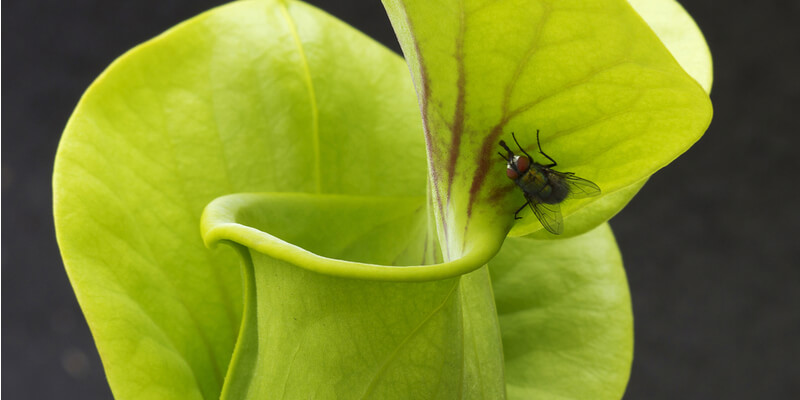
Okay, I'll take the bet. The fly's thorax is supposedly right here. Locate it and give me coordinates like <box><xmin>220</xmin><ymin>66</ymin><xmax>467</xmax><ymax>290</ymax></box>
<box><xmin>516</xmin><ymin>165</ymin><xmax>547</xmax><ymax>194</ymax></box>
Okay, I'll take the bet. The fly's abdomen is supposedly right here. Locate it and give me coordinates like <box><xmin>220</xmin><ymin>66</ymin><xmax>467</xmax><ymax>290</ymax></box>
<box><xmin>518</xmin><ymin>169</ymin><xmax>571</xmax><ymax>204</ymax></box>
<box><xmin>541</xmin><ymin>173</ymin><xmax>569</xmax><ymax>204</ymax></box>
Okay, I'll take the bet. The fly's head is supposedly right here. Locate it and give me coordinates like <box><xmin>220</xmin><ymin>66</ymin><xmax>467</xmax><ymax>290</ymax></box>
<box><xmin>498</xmin><ymin>140</ymin><xmax>531</xmax><ymax>181</ymax></box>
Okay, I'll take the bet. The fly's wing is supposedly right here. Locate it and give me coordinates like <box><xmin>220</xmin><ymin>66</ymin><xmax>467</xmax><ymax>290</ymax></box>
<box><xmin>562</xmin><ymin>173</ymin><xmax>601</xmax><ymax>199</ymax></box>
<box><xmin>529</xmin><ymin>200</ymin><xmax>563</xmax><ymax>235</ymax></box>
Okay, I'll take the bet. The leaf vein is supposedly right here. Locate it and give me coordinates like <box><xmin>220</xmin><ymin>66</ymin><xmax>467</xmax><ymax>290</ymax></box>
<box><xmin>279</xmin><ymin>1</ymin><xmax>321</xmax><ymax>193</ymax></box>
<box><xmin>359</xmin><ymin>281</ymin><xmax>460</xmax><ymax>399</ymax></box>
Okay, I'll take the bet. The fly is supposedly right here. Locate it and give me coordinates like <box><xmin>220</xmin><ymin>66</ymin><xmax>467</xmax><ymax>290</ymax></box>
<box><xmin>499</xmin><ymin>131</ymin><xmax>600</xmax><ymax>235</ymax></box>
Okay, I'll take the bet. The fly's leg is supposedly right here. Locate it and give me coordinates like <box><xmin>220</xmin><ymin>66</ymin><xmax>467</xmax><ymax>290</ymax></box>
<box><xmin>511</xmin><ymin>132</ymin><xmax>536</xmax><ymax>164</ymax></box>
<box><xmin>514</xmin><ymin>201</ymin><xmax>529</xmax><ymax>220</ymax></box>
<box><xmin>535</xmin><ymin>129</ymin><xmax>558</xmax><ymax>168</ymax></box>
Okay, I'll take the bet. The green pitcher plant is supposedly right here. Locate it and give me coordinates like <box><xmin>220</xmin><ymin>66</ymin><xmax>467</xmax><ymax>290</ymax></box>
<box><xmin>53</xmin><ymin>0</ymin><xmax>712</xmax><ymax>398</ymax></box>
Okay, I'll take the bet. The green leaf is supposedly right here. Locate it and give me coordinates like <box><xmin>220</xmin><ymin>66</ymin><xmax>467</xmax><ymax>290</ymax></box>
<box><xmin>201</xmin><ymin>193</ymin><xmax>505</xmax><ymax>398</ymax></box>
<box><xmin>54</xmin><ymin>0</ymin><xmax>436</xmax><ymax>398</ymax></box>
<box><xmin>491</xmin><ymin>224</ymin><xmax>632</xmax><ymax>399</ymax></box>
<box><xmin>382</xmin><ymin>0</ymin><xmax>713</xmax><ymax>241</ymax></box>
<box><xmin>516</xmin><ymin>0</ymin><xmax>714</xmax><ymax>239</ymax></box>
<box><xmin>522</xmin><ymin>177</ymin><xmax>646</xmax><ymax>239</ymax></box>
<box><xmin>516</xmin><ymin>0</ymin><xmax>713</xmax><ymax>238</ymax></box>
<box><xmin>629</xmin><ymin>0</ymin><xmax>713</xmax><ymax>93</ymax></box>
<box><xmin>54</xmin><ymin>0</ymin><xmax>712</xmax><ymax>398</ymax></box>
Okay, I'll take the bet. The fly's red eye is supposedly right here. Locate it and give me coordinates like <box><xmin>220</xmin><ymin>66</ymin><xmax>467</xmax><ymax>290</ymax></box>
<box><xmin>506</xmin><ymin>168</ymin><xmax>519</xmax><ymax>179</ymax></box>
<box><xmin>516</xmin><ymin>156</ymin><xmax>530</xmax><ymax>172</ymax></box>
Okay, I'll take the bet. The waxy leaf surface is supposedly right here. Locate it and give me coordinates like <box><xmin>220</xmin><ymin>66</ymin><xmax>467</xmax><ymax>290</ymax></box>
<box><xmin>201</xmin><ymin>193</ymin><xmax>505</xmax><ymax>399</ymax></box>
<box><xmin>492</xmin><ymin>224</ymin><xmax>632</xmax><ymax>399</ymax></box>
<box><xmin>382</xmin><ymin>0</ymin><xmax>712</xmax><ymax>241</ymax></box>
<box><xmin>54</xmin><ymin>1</ymin><xmax>428</xmax><ymax>397</ymax></box>
<box><xmin>53</xmin><ymin>0</ymin><xmax>711</xmax><ymax>399</ymax></box>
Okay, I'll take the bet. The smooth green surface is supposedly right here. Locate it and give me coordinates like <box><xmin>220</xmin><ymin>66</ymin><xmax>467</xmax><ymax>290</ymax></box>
<box><xmin>203</xmin><ymin>193</ymin><xmax>505</xmax><ymax>399</ymax></box>
<box><xmin>518</xmin><ymin>0</ymin><xmax>714</xmax><ymax>238</ymax></box>
<box><xmin>383</xmin><ymin>0</ymin><xmax>712</xmax><ymax>242</ymax></box>
<box><xmin>492</xmin><ymin>224</ymin><xmax>632</xmax><ymax>399</ymax></box>
<box><xmin>54</xmin><ymin>1</ymin><xmax>427</xmax><ymax>398</ymax></box>
<box><xmin>53</xmin><ymin>0</ymin><xmax>711</xmax><ymax>399</ymax></box>
<box><xmin>629</xmin><ymin>0</ymin><xmax>714</xmax><ymax>93</ymax></box>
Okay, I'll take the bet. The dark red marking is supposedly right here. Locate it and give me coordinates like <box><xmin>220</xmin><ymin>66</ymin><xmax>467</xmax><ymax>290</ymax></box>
<box><xmin>444</xmin><ymin>10</ymin><xmax>467</xmax><ymax>202</ymax></box>
<box><xmin>463</xmin><ymin>13</ymin><xmax>552</xmax><ymax>220</ymax></box>
<box><xmin>400</xmin><ymin>9</ymin><xmax>451</xmax><ymax>258</ymax></box>
<box><xmin>390</xmin><ymin>3</ymin><xmax>452</xmax><ymax>257</ymax></box>
<box><xmin>488</xmin><ymin>185</ymin><xmax>515</xmax><ymax>203</ymax></box>
<box><xmin>466</xmin><ymin>123</ymin><xmax>508</xmax><ymax>218</ymax></box>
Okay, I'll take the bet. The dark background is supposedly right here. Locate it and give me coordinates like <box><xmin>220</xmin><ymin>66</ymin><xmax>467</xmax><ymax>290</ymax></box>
<box><xmin>3</xmin><ymin>0</ymin><xmax>798</xmax><ymax>398</ymax></box>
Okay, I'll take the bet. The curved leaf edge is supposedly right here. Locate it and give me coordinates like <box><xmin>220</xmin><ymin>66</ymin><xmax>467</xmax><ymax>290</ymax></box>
<box><xmin>497</xmin><ymin>223</ymin><xmax>633</xmax><ymax>400</ymax></box>
<box><xmin>512</xmin><ymin>177</ymin><xmax>648</xmax><ymax>238</ymax></box>
<box><xmin>628</xmin><ymin>0</ymin><xmax>714</xmax><ymax>93</ymax></box>
<box><xmin>383</xmin><ymin>0</ymin><xmax>713</xmax><ymax>241</ymax></box>
<box><xmin>201</xmin><ymin>192</ymin><xmax>505</xmax><ymax>282</ymax></box>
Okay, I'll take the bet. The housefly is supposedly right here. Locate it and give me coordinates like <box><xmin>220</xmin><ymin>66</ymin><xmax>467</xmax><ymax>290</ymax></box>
<box><xmin>499</xmin><ymin>131</ymin><xmax>600</xmax><ymax>235</ymax></box>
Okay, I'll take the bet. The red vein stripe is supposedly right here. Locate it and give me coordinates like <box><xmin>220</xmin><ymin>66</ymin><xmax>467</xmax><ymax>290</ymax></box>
<box><xmin>465</xmin><ymin>7</ymin><xmax>551</xmax><ymax>220</ymax></box>
<box><xmin>444</xmin><ymin>1</ymin><xmax>467</xmax><ymax>203</ymax></box>
<box><xmin>395</xmin><ymin>3</ymin><xmax>451</xmax><ymax>259</ymax></box>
